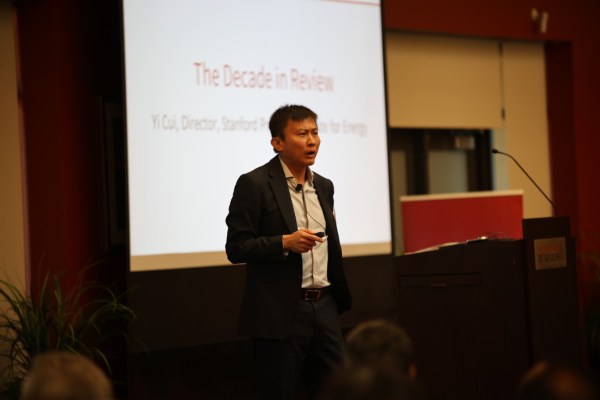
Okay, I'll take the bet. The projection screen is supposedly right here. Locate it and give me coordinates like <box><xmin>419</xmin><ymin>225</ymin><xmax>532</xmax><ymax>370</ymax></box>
<box><xmin>122</xmin><ymin>0</ymin><xmax>391</xmax><ymax>271</ymax></box>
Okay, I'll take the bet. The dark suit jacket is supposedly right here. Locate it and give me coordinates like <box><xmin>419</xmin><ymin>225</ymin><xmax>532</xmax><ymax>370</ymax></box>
<box><xmin>226</xmin><ymin>156</ymin><xmax>352</xmax><ymax>339</ymax></box>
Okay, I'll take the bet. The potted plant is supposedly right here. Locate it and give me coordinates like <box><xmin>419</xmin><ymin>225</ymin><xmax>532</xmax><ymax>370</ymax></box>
<box><xmin>0</xmin><ymin>265</ymin><xmax>137</xmax><ymax>400</ymax></box>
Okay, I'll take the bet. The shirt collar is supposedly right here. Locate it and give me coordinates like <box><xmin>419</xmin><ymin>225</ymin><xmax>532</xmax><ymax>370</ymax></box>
<box><xmin>278</xmin><ymin>156</ymin><xmax>314</xmax><ymax>186</ymax></box>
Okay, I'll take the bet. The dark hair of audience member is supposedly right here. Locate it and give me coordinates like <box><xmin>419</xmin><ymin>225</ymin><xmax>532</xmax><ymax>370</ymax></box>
<box><xmin>320</xmin><ymin>364</ymin><xmax>425</xmax><ymax>400</ymax></box>
<box><xmin>345</xmin><ymin>319</ymin><xmax>417</xmax><ymax>380</ymax></box>
<box><xmin>515</xmin><ymin>360</ymin><xmax>599</xmax><ymax>400</ymax></box>
<box><xmin>20</xmin><ymin>351</ymin><xmax>114</xmax><ymax>400</ymax></box>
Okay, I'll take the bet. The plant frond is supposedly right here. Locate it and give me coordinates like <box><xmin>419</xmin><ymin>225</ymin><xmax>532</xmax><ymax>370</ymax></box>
<box><xmin>0</xmin><ymin>264</ymin><xmax>138</xmax><ymax>394</ymax></box>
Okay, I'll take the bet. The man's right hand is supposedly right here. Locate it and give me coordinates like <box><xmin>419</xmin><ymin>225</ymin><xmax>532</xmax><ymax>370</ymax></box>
<box><xmin>283</xmin><ymin>229</ymin><xmax>325</xmax><ymax>253</ymax></box>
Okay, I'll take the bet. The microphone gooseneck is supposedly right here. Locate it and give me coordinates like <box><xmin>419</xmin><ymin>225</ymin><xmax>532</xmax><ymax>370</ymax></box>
<box><xmin>492</xmin><ymin>148</ymin><xmax>558</xmax><ymax>216</ymax></box>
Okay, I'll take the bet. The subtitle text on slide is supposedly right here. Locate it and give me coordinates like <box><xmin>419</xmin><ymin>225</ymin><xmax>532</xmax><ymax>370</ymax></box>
<box><xmin>150</xmin><ymin>114</ymin><xmax>367</xmax><ymax>136</ymax></box>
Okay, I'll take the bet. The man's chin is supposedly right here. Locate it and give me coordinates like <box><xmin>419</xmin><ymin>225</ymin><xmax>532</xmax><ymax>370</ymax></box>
<box><xmin>305</xmin><ymin>155</ymin><xmax>318</xmax><ymax>165</ymax></box>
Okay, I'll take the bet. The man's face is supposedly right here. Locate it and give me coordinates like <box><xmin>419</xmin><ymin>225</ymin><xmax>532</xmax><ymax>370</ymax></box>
<box><xmin>272</xmin><ymin>118</ymin><xmax>320</xmax><ymax>171</ymax></box>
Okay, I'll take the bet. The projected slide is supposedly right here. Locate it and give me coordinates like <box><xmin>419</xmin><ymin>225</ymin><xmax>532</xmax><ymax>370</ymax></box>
<box><xmin>123</xmin><ymin>0</ymin><xmax>390</xmax><ymax>271</ymax></box>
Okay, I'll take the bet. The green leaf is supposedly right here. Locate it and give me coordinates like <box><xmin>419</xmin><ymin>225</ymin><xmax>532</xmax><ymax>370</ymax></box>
<box><xmin>0</xmin><ymin>264</ymin><xmax>138</xmax><ymax>393</ymax></box>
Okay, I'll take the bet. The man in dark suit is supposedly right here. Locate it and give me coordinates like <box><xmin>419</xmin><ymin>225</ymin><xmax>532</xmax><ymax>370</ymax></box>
<box><xmin>226</xmin><ymin>104</ymin><xmax>352</xmax><ymax>399</ymax></box>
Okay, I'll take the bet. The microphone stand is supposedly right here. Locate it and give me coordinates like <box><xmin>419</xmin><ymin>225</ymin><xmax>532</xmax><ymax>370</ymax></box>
<box><xmin>492</xmin><ymin>148</ymin><xmax>558</xmax><ymax>217</ymax></box>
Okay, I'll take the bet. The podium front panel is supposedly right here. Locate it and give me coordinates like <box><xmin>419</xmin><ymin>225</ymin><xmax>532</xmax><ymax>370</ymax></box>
<box><xmin>394</xmin><ymin>240</ymin><xmax>529</xmax><ymax>400</ymax></box>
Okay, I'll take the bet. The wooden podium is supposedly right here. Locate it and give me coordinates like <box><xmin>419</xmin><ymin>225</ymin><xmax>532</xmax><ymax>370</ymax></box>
<box><xmin>394</xmin><ymin>217</ymin><xmax>581</xmax><ymax>400</ymax></box>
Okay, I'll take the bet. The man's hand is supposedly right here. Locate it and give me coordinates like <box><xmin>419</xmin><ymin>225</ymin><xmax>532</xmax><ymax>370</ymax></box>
<box><xmin>283</xmin><ymin>229</ymin><xmax>325</xmax><ymax>253</ymax></box>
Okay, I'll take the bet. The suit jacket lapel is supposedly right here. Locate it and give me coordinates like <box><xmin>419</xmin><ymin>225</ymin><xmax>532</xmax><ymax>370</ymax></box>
<box><xmin>314</xmin><ymin>175</ymin><xmax>340</xmax><ymax>244</ymax></box>
<box><xmin>268</xmin><ymin>156</ymin><xmax>297</xmax><ymax>233</ymax></box>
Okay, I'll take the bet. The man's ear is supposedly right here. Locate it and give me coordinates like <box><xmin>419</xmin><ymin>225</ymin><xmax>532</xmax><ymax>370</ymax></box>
<box><xmin>271</xmin><ymin>137</ymin><xmax>283</xmax><ymax>152</ymax></box>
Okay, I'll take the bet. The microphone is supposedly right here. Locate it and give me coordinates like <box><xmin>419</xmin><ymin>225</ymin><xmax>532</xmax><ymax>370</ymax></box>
<box><xmin>295</xmin><ymin>184</ymin><xmax>302</xmax><ymax>192</ymax></box>
<box><xmin>492</xmin><ymin>148</ymin><xmax>558</xmax><ymax>216</ymax></box>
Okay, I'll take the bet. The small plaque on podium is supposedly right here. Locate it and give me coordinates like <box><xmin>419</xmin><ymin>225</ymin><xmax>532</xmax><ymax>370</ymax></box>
<box><xmin>533</xmin><ymin>237</ymin><xmax>567</xmax><ymax>269</ymax></box>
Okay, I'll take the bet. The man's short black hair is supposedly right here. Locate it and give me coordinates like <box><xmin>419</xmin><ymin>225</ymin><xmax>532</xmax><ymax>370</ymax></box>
<box><xmin>269</xmin><ymin>104</ymin><xmax>318</xmax><ymax>139</ymax></box>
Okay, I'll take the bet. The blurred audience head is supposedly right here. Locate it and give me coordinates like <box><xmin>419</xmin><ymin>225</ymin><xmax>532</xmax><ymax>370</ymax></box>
<box><xmin>320</xmin><ymin>364</ymin><xmax>424</xmax><ymax>400</ymax></box>
<box><xmin>20</xmin><ymin>351</ymin><xmax>114</xmax><ymax>400</ymax></box>
<box><xmin>515</xmin><ymin>360</ymin><xmax>598</xmax><ymax>400</ymax></box>
<box><xmin>345</xmin><ymin>319</ymin><xmax>417</xmax><ymax>381</ymax></box>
